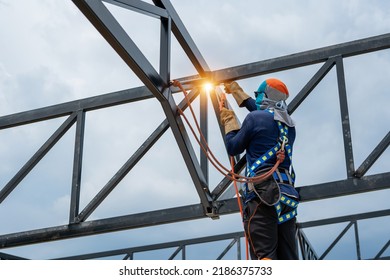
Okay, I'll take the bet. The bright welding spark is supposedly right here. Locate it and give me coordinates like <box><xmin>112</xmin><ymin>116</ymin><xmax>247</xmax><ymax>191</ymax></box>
<box><xmin>203</xmin><ymin>82</ymin><xmax>213</xmax><ymax>94</ymax></box>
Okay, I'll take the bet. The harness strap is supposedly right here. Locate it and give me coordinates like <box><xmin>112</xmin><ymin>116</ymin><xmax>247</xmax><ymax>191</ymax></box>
<box><xmin>275</xmin><ymin>195</ymin><xmax>299</xmax><ymax>224</ymax></box>
<box><xmin>276</xmin><ymin>121</ymin><xmax>296</xmax><ymax>183</ymax></box>
<box><xmin>272</xmin><ymin>169</ymin><xmax>293</xmax><ymax>185</ymax></box>
<box><xmin>247</xmin><ymin>143</ymin><xmax>281</xmax><ymax>177</ymax></box>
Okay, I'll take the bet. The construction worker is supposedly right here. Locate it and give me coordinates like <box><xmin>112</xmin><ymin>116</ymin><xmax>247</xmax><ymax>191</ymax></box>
<box><xmin>220</xmin><ymin>78</ymin><xmax>299</xmax><ymax>260</ymax></box>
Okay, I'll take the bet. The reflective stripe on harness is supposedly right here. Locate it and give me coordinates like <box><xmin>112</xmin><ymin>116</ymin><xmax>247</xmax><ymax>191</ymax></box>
<box><xmin>275</xmin><ymin>195</ymin><xmax>298</xmax><ymax>224</ymax></box>
<box><xmin>247</xmin><ymin>143</ymin><xmax>282</xmax><ymax>177</ymax></box>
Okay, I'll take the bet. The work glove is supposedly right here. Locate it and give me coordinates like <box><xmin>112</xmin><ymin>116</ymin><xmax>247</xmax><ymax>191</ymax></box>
<box><xmin>224</xmin><ymin>81</ymin><xmax>251</xmax><ymax>107</ymax></box>
<box><xmin>220</xmin><ymin>107</ymin><xmax>240</xmax><ymax>134</ymax></box>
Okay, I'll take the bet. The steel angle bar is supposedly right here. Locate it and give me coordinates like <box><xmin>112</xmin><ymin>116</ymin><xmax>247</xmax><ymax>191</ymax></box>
<box><xmin>288</xmin><ymin>57</ymin><xmax>336</xmax><ymax>114</ymax></box>
<box><xmin>297</xmin><ymin>172</ymin><xmax>390</xmax><ymax>202</ymax></box>
<box><xmin>76</xmin><ymin>89</ymin><xmax>201</xmax><ymax>223</ymax></box>
<box><xmin>75</xmin><ymin>120</ymin><xmax>169</xmax><ymax>223</ymax></box>
<box><xmin>0</xmin><ymin>198</ymin><xmax>238</xmax><ymax>249</ymax></box>
<box><xmin>0</xmin><ymin>252</ymin><xmax>28</xmax><ymax>260</ymax></box>
<box><xmin>72</xmin><ymin>0</ymin><xmax>166</xmax><ymax>100</ymax></box>
<box><xmin>0</xmin><ymin>202</ymin><xmax>209</xmax><ymax>249</ymax></box>
<box><xmin>211</xmin><ymin>33</ymin><xmax>390</xmax><ymax>83</ymax></box>
<box><xmin>297</xmin><ymin>228</ymin><xmax>319</xmax><ymax>260</ymax></box>
<box><xmin>298</xmin><ymin>209</ymin><xmax>390</xmax><ymax>229</ymax></box>
<box><xmin>216</xmin><ymin>238</ymin><xmax>238</xmax><ymax>260</ymax></box>
<box><xmin>159</xmin><ymin>16</ymin><xmax>171</xmax><ymax>83</ymax></box>
<box><xmin>0</xmin><ymin>84</ymin><xmax>195</xmax><ymax>131</ymax></box>
<box><xmin>212</xmin><ymin>156</ymin><xmax>247</xmax><ymax>200</ymax></box>
<box><xmin>153</xmin><ymin>0</ymin><xmax>211</xmax><ymax>76</ymax></box>
<box><xmin>374</xmin><ymin>240</ymin><xmax>390</xmax><ymax>259</ymax></box>
<box><xmin>355</xmin><ymin>131</ymin><xmax>390</xmax><ymax>178</ymax></box>
<box><xmin>56</xmin><ymin>231</ymin><xmax>244</xmax><ymax>260</ymax></box>
<box><xmin>354</xmin><ymin>221</ymin><xmax>361</xmax><ymax>260</ymax></box>
<box><xmin>102</xmin><ymin>0</ymin><xmax>169</xmax><ymax>19</ymax></box>
<box><xmin>336</xmin><ymin>56</ymin><xmax>355</xmax><ymax>178</ymax></box>
<box><xmin>0</xmin><ymin>113</ymin><xmax>78</xmax><ymax>204</ymax></box>
<box><xmin>159</xmin><ymin>87</ymin><xmax>213</xmax><ymax>215</ymax></box>
<box><xmin>168</xmin><ymin>245</ymin><xmax>184</xmax><ymax>260</ymax></box>
<box><xmin>319</xmin><ymin>221</ymin><xmax>354</xmax><ymax>260</ymax></box>
<box><xmin>0</xmin><ymin>86</ymin><xmax>153</xmax><ymax>130</ymax></box>
<box><xmin>200</xmin><ymin>89</ymin><xmax>209</xmax><ymax>183</ymax></box>
<box><xmin>69</xmin><ymin>111</ymin><xmax>86</xmax><ymax>223</ymax></box>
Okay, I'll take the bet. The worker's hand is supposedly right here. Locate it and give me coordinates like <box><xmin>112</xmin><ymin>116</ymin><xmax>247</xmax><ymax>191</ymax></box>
<box><xmin>223</xmin><ymin>81</ymin><xmax>251</xmax><ymax>107</ymax></box>
<box><xmin>220</xmin><ymin>108</ymin><xmax>234</xmax><ymax>125</ymax></box>
<box><xmin>224</xmin><ymin>81</ymin><xmax>242</xmax><ymax>94</ymax></box>
<box><xmin>220</xmin><ymin>108</ymin><xmax>240</xmax><ymax>134</ymax></box>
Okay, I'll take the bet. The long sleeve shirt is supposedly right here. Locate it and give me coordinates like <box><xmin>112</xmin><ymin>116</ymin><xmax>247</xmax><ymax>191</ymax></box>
<box><xmin>225</xmin><ymin>98</ymin><xmax>296</xmax><ymax>171</ymax></box>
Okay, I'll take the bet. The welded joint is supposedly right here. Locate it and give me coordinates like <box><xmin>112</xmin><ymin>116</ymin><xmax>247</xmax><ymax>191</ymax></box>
<box><xmin>205</xmin><ymin>201</ymin><xmax>221</xmax><ymax>220</ymax></box>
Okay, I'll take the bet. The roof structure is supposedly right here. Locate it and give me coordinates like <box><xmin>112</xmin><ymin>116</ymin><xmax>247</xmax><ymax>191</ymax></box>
<box><xmin>0</xmin><ymin>0</ymin><xmax>389</xmax><ymax>260</ymax></box>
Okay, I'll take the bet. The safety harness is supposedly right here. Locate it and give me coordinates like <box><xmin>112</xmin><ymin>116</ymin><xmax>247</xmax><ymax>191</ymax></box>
<box><xmin>244</xmin><ymin>109</ymin><xmax>299</xmax><ymax>224</ymax></box>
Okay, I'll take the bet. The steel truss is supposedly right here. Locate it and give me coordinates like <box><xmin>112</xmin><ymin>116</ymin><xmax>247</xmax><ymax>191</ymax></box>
<box><xmin>0</xmin><ymin>0</ymin><xmax>389</xmax><ymax>259</ymax></box>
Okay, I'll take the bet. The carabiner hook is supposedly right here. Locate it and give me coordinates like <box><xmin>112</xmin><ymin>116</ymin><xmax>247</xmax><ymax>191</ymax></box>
<box><xmin>281</xmin><ymin>136</ymin><xmax>287</xmax><ymax>151</ymax></box>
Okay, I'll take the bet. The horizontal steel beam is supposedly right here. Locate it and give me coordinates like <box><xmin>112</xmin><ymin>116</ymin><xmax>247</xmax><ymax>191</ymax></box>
<box><xmin>0</xmin><ymin>200</ymin><xmax>225</xmax><ymax>249</ymax></box>
<box><xmin>55</xmin><ymin>231</ymin><xmax>244</xmax><ymax>260</ymax></box>
<box><xmin>297</xmin><ymin>172</ymin><xmax>390</xmax><ymax>202</ymax></box>
<box><xmin>298</xmin><ymin>209</ymin><xmax>390</xmax><ymax>228</ymax></box>
<box><xmin>54</xmin><ymin>209</ymin><xmax>390</xmax><ymax>260</ymax></box>
<box><xmin>102</xmin><ymin>0</ymin><xmax>169</xmax><ymax>19</ymax></box>
<box><xmin>1</xmin><ymin>171</ymin><xmax>388</xmax><ymax>248</ymax></box>
<box><xmin>0</xmin><ymin>86</ymin><xmax>151</xmax><ymax>129</ymax></box>
<box><xmin>0</xmin><ymin>83</ymin><xmax>196</xmax><ymax>130</ymax></box>
<box><xmin>212</xmin><ymin>33</ymin><xmax>390</xmax><ymax>82</ymax></box>
<box><xmin>0</xmin><ymin>252</ymin><xmax>28</xmax><ymax>260</ymax></box>
<box><xmin>2</xmin><ymin>34</ymin><xmax>388</xmax><ymax>130</ymax></box>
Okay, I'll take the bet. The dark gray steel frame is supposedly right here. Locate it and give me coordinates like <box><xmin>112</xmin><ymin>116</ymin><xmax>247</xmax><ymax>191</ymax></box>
<box><xmin>0</xmin><ymin>0</ymin><xmax>389</xmax><ymax>257</ymax></box>
<box><xmin>52</xmin><ymin>208</ymin><xmax>390</xmax><ymax>260</ymax></box>
<box><xmin>1</xmin><ymin>209</ymin><xmax>387</xmax><ymax>260</ymax></box>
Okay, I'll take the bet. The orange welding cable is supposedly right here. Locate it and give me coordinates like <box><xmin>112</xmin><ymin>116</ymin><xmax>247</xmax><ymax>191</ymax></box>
<box><xmin>230</xmin><ymin>156</ymin><xmax>249</xmax><ymax>260</ymax></box>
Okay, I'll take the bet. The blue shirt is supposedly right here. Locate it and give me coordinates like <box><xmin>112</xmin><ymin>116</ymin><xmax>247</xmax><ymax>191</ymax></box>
<box><xmin>225</xmin><ymin>98</ymin><xmax>296</xmax><ymax>170</ymax></box>
<box><xmin>225</xmin><ymin>98</ymin><xmax>298</xmax><ymax>199</ymax></box>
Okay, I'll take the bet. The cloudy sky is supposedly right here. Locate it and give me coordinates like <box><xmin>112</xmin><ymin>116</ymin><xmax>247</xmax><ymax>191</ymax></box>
<box><xmin>0</xmin><ymin>0</ymin><xmax>389</xmax><ymax>260</ymax></box>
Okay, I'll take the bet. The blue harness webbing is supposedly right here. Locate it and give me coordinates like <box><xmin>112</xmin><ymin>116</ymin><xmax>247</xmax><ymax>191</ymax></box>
<box><xmin>245</xmin><ymin>109</ymin><xmax>298</xmax><ymax>224</ymax></box>
<box><xmin>275</xmin><ymin>195</ymin><xmax>299</xmax><ymax>224</ymax></box>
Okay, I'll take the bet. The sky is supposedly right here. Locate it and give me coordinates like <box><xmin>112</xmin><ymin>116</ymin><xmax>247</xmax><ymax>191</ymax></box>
<box><xmin>0</xmin><ymin>0</ymin><xmax>389</xmax><ymax>260</ymax></box>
